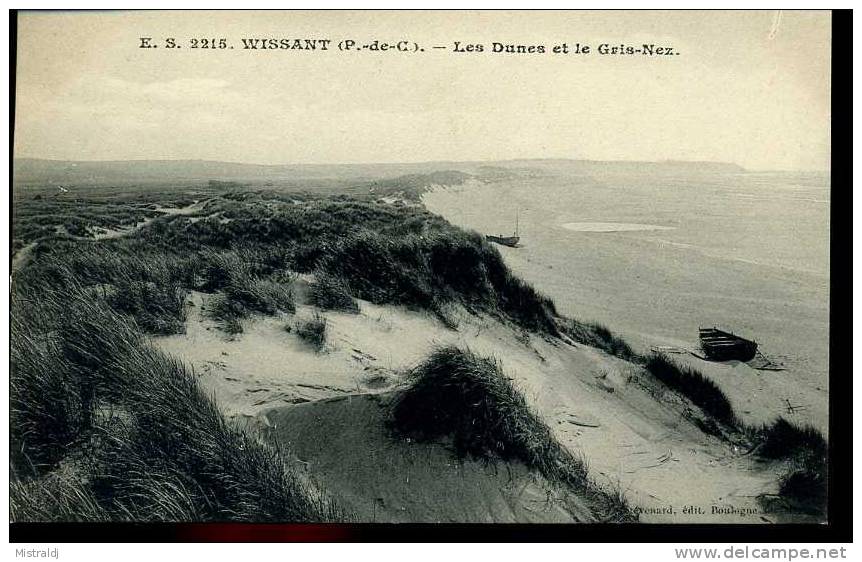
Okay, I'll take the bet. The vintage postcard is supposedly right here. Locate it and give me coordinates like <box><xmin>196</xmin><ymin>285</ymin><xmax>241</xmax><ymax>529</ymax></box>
<box><xmin>9</xmin><ymin>9</ymin><xmax>839</xmax><ymax>539</ymax></box>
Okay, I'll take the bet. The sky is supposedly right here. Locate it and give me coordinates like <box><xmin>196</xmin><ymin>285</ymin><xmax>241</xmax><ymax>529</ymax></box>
<box><xmin>14</xmin><ymin>10</ymin><xmax>831</xmax><ymax>171</ymax></box>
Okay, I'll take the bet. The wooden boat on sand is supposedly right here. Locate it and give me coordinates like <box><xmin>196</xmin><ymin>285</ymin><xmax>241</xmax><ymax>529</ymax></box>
<box><xmin>699</xmin><ymin>327</ymin><xmax>758</xmax><ymax>362</ymax></box>
<box><xmin>486</xmin><ymin>210</ymin><xmax>520</xmax><ymax>248</ymax></box>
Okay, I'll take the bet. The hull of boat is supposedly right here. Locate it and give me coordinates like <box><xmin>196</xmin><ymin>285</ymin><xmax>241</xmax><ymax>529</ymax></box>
<box><xmin>485</xmin><ymin>235</ymin><xmax>520</xmax><ymax>247</ymax></box>
<box><xmin>699</xmin><ymin>327</ymin><xmax>758</xmax><ymax>362</ymax></box>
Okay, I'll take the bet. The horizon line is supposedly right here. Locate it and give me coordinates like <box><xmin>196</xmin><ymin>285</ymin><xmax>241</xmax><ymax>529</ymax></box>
<box><xmin>11</xmin><ymin>155</ymin><xmax>831</xmax><ymax>174</ymax></box>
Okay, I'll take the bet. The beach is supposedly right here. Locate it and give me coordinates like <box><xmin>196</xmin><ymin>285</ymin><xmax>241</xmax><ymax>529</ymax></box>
<box><xmin>424</xmin><ymin>170</ymin><xmax>830</xmax><ymax>433</ymax></box>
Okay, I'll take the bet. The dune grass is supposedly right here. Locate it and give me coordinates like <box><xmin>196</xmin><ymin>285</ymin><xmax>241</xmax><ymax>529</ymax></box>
<box><xmin>18</xmin><ymin>193</ymin><xmax>559</xmax><ymax>335</ymax></box>
<box><xmin>11</xmin><ymin>308</ymin><xmax>93</xmax><ymax>476</ymax></box>
<box><xmin>557</xmin><ymin>318</ymin><xmax>636</xmax><ymax>361</ymax></box>
<box><xmin>10</xmin><ymin>286</ymin><xmax>342</xmax><ymax>522</ymax></box>
<box><xmin>15</xmin><ymin>239</ymin><xmax>196</xmax><ymax>335</ymax></box>
<box><xmin>12</xmin><ymin>193</ymin><xmax>164</xmax><ymax>249</ymax></box>
<box><xmin>198</xmin><ymin>249</ymin><xmax>249</xmax><ymax>292</ymax></box>
<box><xmin>641</xmin><ymin>354</ymin><xmax>829</xmax><ymax>495</ymax></box>
<box><xmin>644</xmin><ymin>354</ymin><xmax>738</xmax><ymax>426</ymax></box>
<box><xmin>777</xmin><ymin>466</ymin><xmax>827</xmax><ymax>516</ymax></box>
<box><xmin>196</xmin><ymin>249</ymin><xmax>295</xmax><ymax>333</ymax></box>
<box><xmin>11</xmin><ymin>469</ymin><xmax>113</xmax><ymax>522</ymax></box>
<box><xmin>757</xmin><ymin>417</ymin><xmax>827</xmax><ymax>516</ymax></box>
<box><xmin>224</xmin><ymin>275</ymin><xmax>295</xmax><ymax>315</ymax></box>
<box><xmin>757</xmin><ymin>417</ymin><xmax>827</xmax><ymax>460</ymax></box>
<box><xmin>391</xmin><ymin>346</ymin><xmax>636</xmax><ymax>522</ymax></box>
<box><xmin>295</xmin><ymin>312</ymin><xmax>328</xmax><ymax>352</ymax></box>
<box><xmin>308</xmin><ymin>272</ymin><xmax>359</xmax><ymax>313</ymax></box>
<box><xmin>206</xmin><ymin>294</ymin><xmax>247</xmax><ymax>334</ymax></box>
<box><xmin>108</xmin><ymin>278</ymin><xmax>188</xmax><ymax>335</ymax></box>
<box><xmin>320</xmin><ymin>230</ymin><xmax>558</xmax><ymax>333</ymax></box>
<box><xmin>641</xmin><ymin>353</ymin><xmax>828</xmax><ymax>516</ymax></box>
<box><xmin>13</xmin><ymin>189</ymin><xmax>828</xmax><ymax>522</ymax></box>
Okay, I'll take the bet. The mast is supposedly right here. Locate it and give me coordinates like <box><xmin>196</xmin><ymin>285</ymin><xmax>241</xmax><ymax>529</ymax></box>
<box><xmin>515</xmin><ymin>209</ymin><xmax>519</xmax><ymax>237</ymax></box>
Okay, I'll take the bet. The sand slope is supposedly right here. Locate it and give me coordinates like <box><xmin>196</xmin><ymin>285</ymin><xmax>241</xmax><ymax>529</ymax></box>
<box><xmin>257</xmin><ymin>393</ymin><xmax>592</xmax><ymax>523</ymax></box>
<box><xmin>154</xmin><ymin>286</ymin><xmax>784</xmax><ymax>523</ymax></box>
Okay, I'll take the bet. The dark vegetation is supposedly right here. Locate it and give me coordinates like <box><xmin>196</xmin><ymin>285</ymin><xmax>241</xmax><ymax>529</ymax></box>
<box><xmin>206</xmin><ymin>294</ymin><xmax>246</xmax><ymax>334</ymax></box>
<box><xmin>642</xmin><ymin>355</ymin><xmax>828</xmax><ymax>517</ymax></box>
<box><xmin>308</xmin><ymin>272</ymin><xmax>360</xmax><ymax>313</ymax></box>
<box><xmin>294</xmin><ymin>312</ymin><xmax>328</xmax><ymax>352</ymax></box>
<box><xmin>758</xmin><ymin>417</ymin><xmax>827</xmax><ymax>460</ymax></box>
<box><xmin>16</xmin><ymin>240</ymin><xmax>197</xmax><ymax>336</ymax></box>
<box><xmin>557</xmin><ymin>318</ymin><xmax>636</xmax><ymax>361</ymax></box>
<box><xmin>108</xmin><ymin>278</ymin><xmax>189</xmax><ymax>335</ymax></box>
<box><xmin>26</xmin><ymin>191</ymin><xmax>559</xmax><ymax>335</ymax></box>
<box><xmin>391</xmin><ymin>346</ymin><xmax>637</xmax><ymax>523</ymax></box>
<box><xmin>12</xmin><ymin>187</ymin><xmax>198</xmax><ymax>251</ymax></box>
<box><xmin>757</xmin><ymin>418</ymin><xmax>828</xmax><ymax>516</ymax></box>
<box><xmin>199</xmin><ymin>250</ymin><xmax>296</xmax><ymax>333</ymax></box>
<box><xmin>12</xmin><ymin>187</ymin><xmax>563</xmax><ymax>355</ymax></box>
<box><xmin>11</xmin><ymin>187</ymin><xmax>562</xmax><ymax>521</ymax></box>
<box><xmin>644</xmin><ymin>354</ymin><xmax>738</xmax><ymax>426</ymax></box>
<box><xmin>362</xmin><ymin>170</ymin><xmax>472</xmax><ymax>201</ymax></box>
<box><xmin>11</xmin><ymin>183</ymin><xmax>827</xmax><ymax>521</ymax></box>
<box><xmin>317</xmin><ymin>229</ymin><xmax>558</xmax><ymax>332</ymax></box>
<box><xmin>10</xmin><ymin>289</ymin><xmax>340</xmax><ymax>521</ymax></box>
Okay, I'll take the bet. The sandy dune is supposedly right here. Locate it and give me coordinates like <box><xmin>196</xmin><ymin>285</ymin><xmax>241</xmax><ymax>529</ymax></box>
<box><xmin>155</xmin><ymin>285</ymin><xmax>784</xmax><ymax>523</ymax></box>
<box><xmin>257</xmin><ymin>393</ymin><xmax>591</xmax><ymax>523</ymax></box>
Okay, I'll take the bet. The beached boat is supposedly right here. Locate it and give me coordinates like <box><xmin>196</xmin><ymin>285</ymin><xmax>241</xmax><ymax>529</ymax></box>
<box><xmin>485</xmin><ymin>234</ymin><xmax>520</xmax><ymax>247</ymax></box>
<box><xmin>698</xmin><ymin>327</ymin><xmax>758</xmax><ymax>362</ymax></box>
<box><xmin>486</xmin><ymin>211</ymin><xmax>520</xmax><ymax>247</ymax></box>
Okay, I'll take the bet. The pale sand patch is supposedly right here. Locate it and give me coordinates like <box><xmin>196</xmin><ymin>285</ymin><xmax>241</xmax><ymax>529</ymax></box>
<box><xmin>155</xmin><ymin>292</ymin><xmax>781</xmax><ymax>523</ymax></box>
<box><xmin>258</xmin><ymin>394</ymin><xmax>590</xmax><ymax>523</ymax></box>
<box><xmin>561</xmin><ymin>222</ymin><xmax>676</xmax><ymax>232</ymax></box>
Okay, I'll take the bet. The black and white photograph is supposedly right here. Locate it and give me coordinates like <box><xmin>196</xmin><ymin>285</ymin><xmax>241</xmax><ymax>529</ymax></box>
<box><xmin>6</xmin><ymin>7</ymin><xmax>851</xmax><ymax>548</ymax></box>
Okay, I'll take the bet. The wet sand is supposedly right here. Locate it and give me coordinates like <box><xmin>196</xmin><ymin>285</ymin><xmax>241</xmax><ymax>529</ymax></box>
<box><xmin>561</xmin><ymin>222</ymin><xmax>675</xmax><ymax>232</ymax></box>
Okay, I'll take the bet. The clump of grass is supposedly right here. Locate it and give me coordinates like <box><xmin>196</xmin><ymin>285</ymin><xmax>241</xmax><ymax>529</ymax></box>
<box><xmin>320</xmin><ymin>230</ymin><xmax>558</xmax><ymax>333</ymax></box>
<box><xmin>644</xmin><ymin>354</ymin><xmax>737</xmax><ymax>426</ymax></box>
<box><xmin>758</xmin><ymin>417</ymin><xmax>827</xmax><ymax>460</ymax></box>
<box><xmin>321</xmin><ymin>232</ymin><xmax>437</xmax><ymax>311</ymax></box>
<box><xmin>12</xmin><ymin>194</ymin><xmax>162</xmax><ymax>248</ymax></box>
<box><xmin>295</xmin><ymin>312</ymin><xmax>327</xmax><ymax>352</ymax></box>
<box><xmin>492</xmin><ymin>271</ymin><xmax>559</xmax><ymax>334</ymax></box>
<box><xmin>20</xmin><ymin>238</ymin><xmax>196</xmax><ymax>292</ymax></box>
<box><xmin>11</xmin><ymin>312</ymin><xmax>93</xmax><ymax>476</ymax></box>
<box><xmin>224</xmin><ymin>275</ymin><xmax>295</xmax><ymax>315</ymax></box>
<box><xmin>198</xmin><ymin>250</ymin><xmax>249</xmax><ymax>292</ymax></box>
<box><xmin>392</xmin><ymin>347</ymin><xmax>557</xmax><ymax>461</ymax></box>
<box><xmin>11</xmin><ymin>470</ymin><xmax>111</xmax><ymax>522</ymax></box>
<box><xmin>108</xmin><ymin>278</ymin><xmax>188</xmax><ymax>335</ymax></box>
<box><xmin>11</xmin><ymin>293</ymin><xmax>343</xmax><ymax>522</ymax></box>
<box><xmin>757</xmin><ymin>417</ymin><xmax>827</xmax><ymax>517</ymax></box>
<box><xmin>308</xmin><ymin>272</ymin><xmax>359</xmax><ymax>313</ymax></box>
<box><xmin>391</xmin><ymin>346</ymin><xmax>636</xmax><ymax>522</ymax></box>
<box><xmin>204</xmin><ymin>269</ymin><xmax>295</xmax><ymax>334</ymax></box>
<box><xmin>207</xmin><ymin>294</ymin><xmax>245</xmax><ymax>334</ymax></box>
<box><xmin>639</xmin><ymin>351</ymin><xmax>828</xmax><ymax>517</ymax></box>
<box><xmin>777</xmin><ymin>465</ymin><xmax>827</xmax><ymax>516</ymax></box>
<box><xmin>23</xmin><ymin>194</ymin><xmax>558</xmax><ymax>335</ymax></box>
<box><xmin>557</xmin><ymin>318</ymin><xmax>636</xmax><ymax>360</ymax></box>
